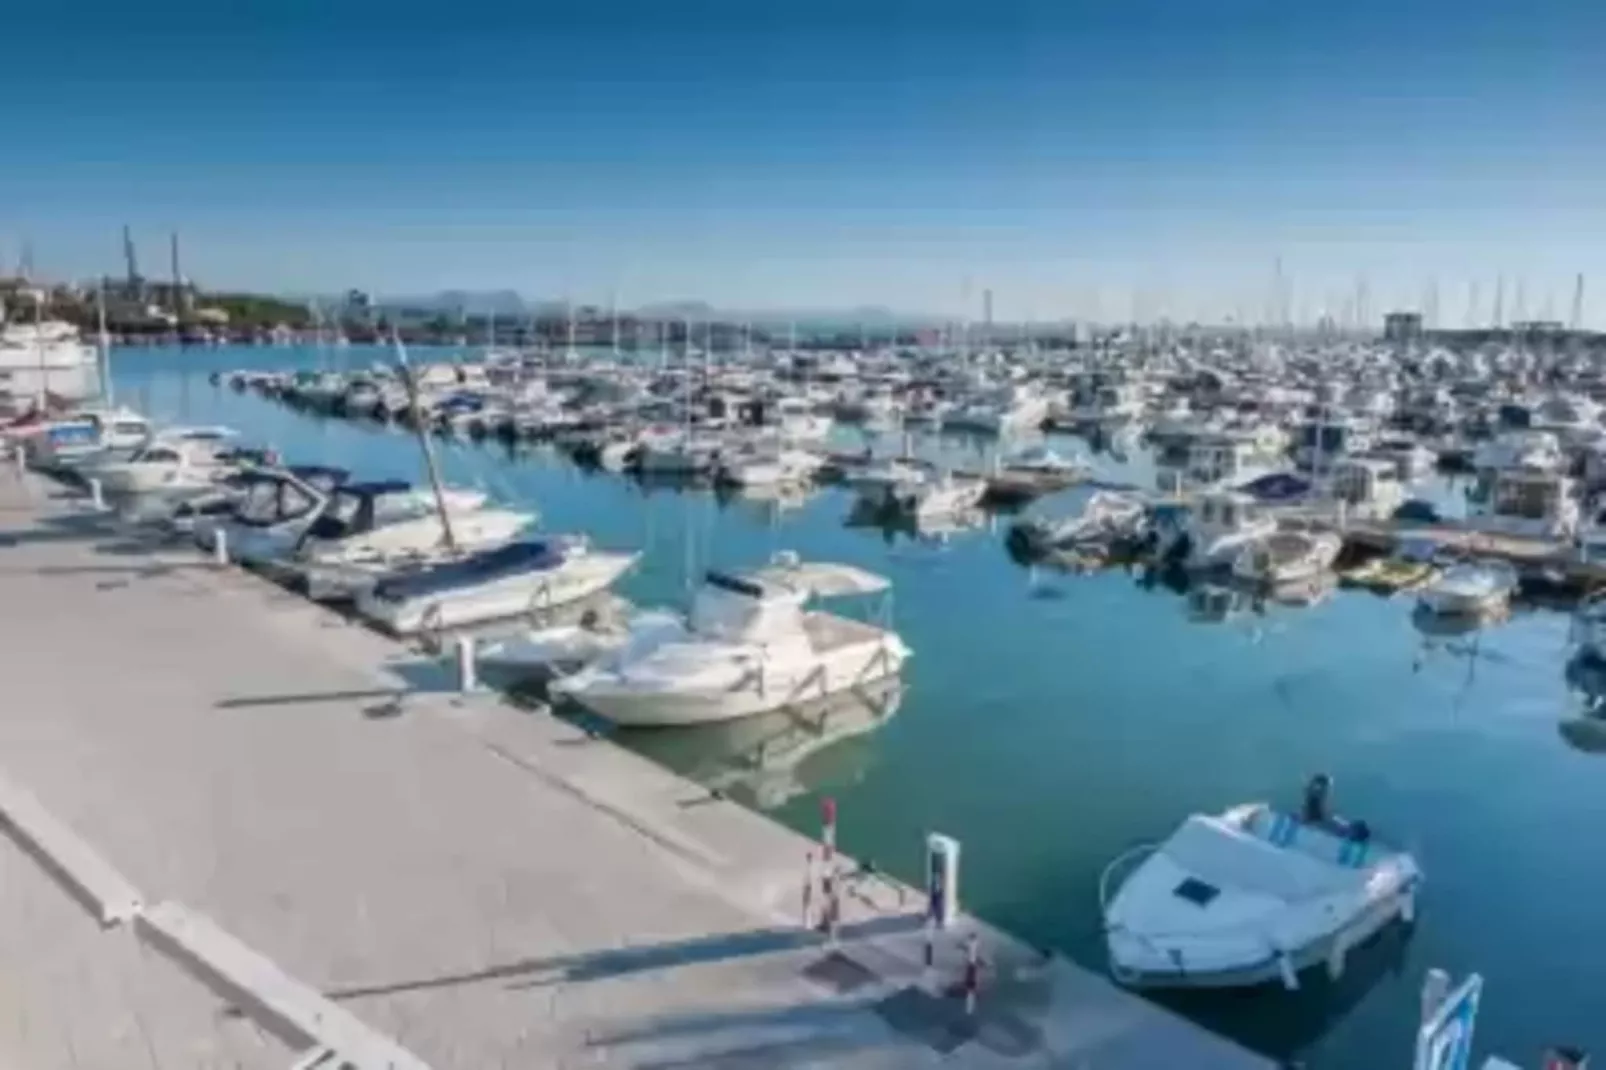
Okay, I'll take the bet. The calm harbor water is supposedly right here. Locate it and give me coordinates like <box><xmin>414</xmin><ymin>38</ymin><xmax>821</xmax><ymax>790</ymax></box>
<box><xmin>112</xmin><ymin>345</ymin><xmax>1602</xmax><ymax>1068</ymax></box>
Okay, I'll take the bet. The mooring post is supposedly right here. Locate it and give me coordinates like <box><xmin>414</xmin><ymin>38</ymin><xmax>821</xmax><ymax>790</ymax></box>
<box><xmin>1419</xmin><ymin>967</ymin><xmax>1451</xmax><ymax>1029</ymax></box>
<box><xmin>211</xmin><ymin>525</ymin><xmax>228</xmax><ymax>566</ymax></box>
<box><xmin>88</xmin><ymin>477</ymin><xmax>105</xmax><ymax>512</ymax></box>
<box><xmin>963</xmin><ymin>931</ymin><xmax>981</xmax><ymax>1015</ymax></box>
<box><xmin>801</xmin><ymin>850</ymin><xmax>815</xmax><ymax>929</ymax></box>
<box><xmin>455</xmin><ymin>635</ymin><xmax>478</xmax><ymax>693</ymax></box>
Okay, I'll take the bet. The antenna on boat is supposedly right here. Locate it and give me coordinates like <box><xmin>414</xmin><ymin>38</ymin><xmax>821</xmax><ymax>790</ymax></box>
<box><xmin>392</xmin><ymin>334</ymin><xmax>460</xmax><ymax>555</ymax></box>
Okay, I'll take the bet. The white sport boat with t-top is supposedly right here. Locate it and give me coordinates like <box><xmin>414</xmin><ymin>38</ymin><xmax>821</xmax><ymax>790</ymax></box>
<box><xmin>551</xmin><ymin>554</ymin><xmax>910</xmax><ymax>726</ymax></box>
<box><xmin>354</xmin><ymin>536</ymin><xmax>639</xmax><ymax>635</ymax></box>
<box><xmin>1101</xmin><ymin>776</ymin><xmax>1421</xmax><ymax>991</ymax></box>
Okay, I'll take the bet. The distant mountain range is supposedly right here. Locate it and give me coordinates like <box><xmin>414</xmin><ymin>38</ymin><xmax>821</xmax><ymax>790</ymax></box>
<box><xmin>295</xmin><ymin>290</ymin><xmax>947</xmax><ymax>327</ymax></box>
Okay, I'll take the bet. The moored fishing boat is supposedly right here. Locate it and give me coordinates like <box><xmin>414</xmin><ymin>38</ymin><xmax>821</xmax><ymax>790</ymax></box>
<box><xmin>1100</xmin><ymin>775</ymin><xmax>1421</xmax><ymax>991</ymax></box>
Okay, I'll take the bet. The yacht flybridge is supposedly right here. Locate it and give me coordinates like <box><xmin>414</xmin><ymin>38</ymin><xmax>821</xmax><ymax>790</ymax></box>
<box><xmin>1101</xmin><ymin>777</ymin><xmax>1420</xmax><ymax>991</ymax></box>
<box><xmin>551</xmin><ymin>553</ymin><xmax>910</xmax><ymax>726</ymax></box>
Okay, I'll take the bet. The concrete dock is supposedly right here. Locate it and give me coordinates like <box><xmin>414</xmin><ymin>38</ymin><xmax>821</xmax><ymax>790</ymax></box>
<box><xmin>0</xmin><ymin>471</ymin><xmax>1273</xmax><ymax>1069</ymax></box>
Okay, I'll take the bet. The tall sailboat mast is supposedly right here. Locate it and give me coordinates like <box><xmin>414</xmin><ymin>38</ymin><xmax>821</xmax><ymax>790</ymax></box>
<box><xmin>393</xmin><ymin>336</ymin><xmax>458</xmax><ymax>554</ymax></box>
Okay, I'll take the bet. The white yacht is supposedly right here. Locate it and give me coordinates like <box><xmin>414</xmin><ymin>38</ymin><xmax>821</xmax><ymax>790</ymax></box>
<box><xmin>1330</xmin><ymin>457</ymin><xmax>1407</xmax><ymax>519</ymax></box>
<box><xmin>1470</xmin><ymin>430</ymin><xmax>1565</xmax><ymax>487</ymax></box>
<box><xmin>354</xmin><ymin>536</ymin><xmax>639</xmax><ymax>635</ymax></box>
<box><xmin>247</xmin><ymin>479</ymin><xmax>532</xmax><ymax>598</ymax></box>
<box><xmin>1161</xmin><ymin>491</ymin><xmax>1278</xmax><ymax>571</ymax></box>
<box><xmin>1101</xmin><ymin>779</ymin><xmax>1421</xmax><ymax>990</ymax></box>
<box><xmin>854</xmin><ymin>463</ymin><xmax>986</xmax><ymax>521</ymax></box>
<box><xmin>551</xmin><ymin>555</ymin><xmax>910</xmax><ymax>726</ymax></box>
<box><xmin>1292</xmin><ymin>409</ymin><xmax>1371</xmax><ymax>475</ymax></box>
<box><xmin>0</xmin><ymin>319</ymin><xmax>102</xmax><ymax>403</ymax></box>
<box><xmin>1157</xmin><ymin>429</ymin><xmax>1282</xmax><ymax>494</ymax></box>
<box><xmin>769</xmin><ymin>396</ymin><xmax>833</xmax><ymax>443</ymax></box>
<box><xmin>1466</xmin><ymin>468</ymin><xmax>1579</xmax><ymax>540</ymax></box>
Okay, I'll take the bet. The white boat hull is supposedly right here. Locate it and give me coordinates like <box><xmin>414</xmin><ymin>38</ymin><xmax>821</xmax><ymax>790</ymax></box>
<box><xmin>1109</xmin><ymin>882</ymin><xmax>1416</xmax><ymax>990</ymax></box>
<box><xmin>559</xmin><ymin>635</ymin><xmax>909</xmax><ymax>727</ymax></box>
<box><xmin>354</xmin><ymin>552</ymin><xmax>638</xmax><ymax>634</ymax></box>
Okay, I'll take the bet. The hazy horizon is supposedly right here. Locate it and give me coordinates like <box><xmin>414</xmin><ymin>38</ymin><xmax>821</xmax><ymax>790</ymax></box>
<box><xmin>5</xmin><ymin>0</ymin><xmax>1604</xmax><ymax>326</ymax></box>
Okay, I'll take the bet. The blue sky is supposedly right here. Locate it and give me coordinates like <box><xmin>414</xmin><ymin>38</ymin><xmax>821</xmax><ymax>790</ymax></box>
<box><xmin>4</xmin><ymin>0</ymin><xmax>1604</xmax><ymax>323</ymax></box>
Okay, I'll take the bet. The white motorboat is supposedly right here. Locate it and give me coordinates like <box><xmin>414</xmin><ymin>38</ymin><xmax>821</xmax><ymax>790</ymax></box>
<box><xmin>1417</xmin><ymin>559</ymin><xmax>1519</xmax><ymax>617</ymax></box>
<box><xmin>717</xmin><ymin>446</ymin><xmax>824</xmax><ymax>488</ymax></box>
<box><xmin>1101</xmin><ymin>778</ymin><xmax>1421</xmax><ymax>990</ymax></box>
<box><xmin>219</xmin><ymin>476</ymin><xmax>495</xmax><ymax>570</ymax></box>
<box><xmin>88</xmin><ymin>428</ymin><xmax>246</xmax><ymax>495</ymax></box>
<box><xmin>1231</xmin><ymin>530</ymin><xmax>1343</xmax><ymax>586</ymax></box>
<box><xmin>551</xmin><ymin>555</ymin><xmax>910</xmax><ymax>726</ymax></box>
<box><xmin>853</xmin><ymin>460</ymin><xmax>985</xmax><ymax>520</ymax></box>
<box><xmin>1010</xmin><ymin>489</ymin><xmax>1147</xmax><ymax>553</ymax></box>
<box><xmin>20</xmin><ymin>406</ymin><xmax>152</xmax><ymax>466</ymax></box>
<box><xmin>235</xmin><ymin>478</ymin><xmax>528</xmax><ymax>597</ymax></box>
<box><xmin>180</xmin><ymin>465</ymin><xmax>348</xmax><ymax>541</ymax></box>
<box><xmin>354</xmin><ymin>536</ymin><xmax>639</xmax><ymax>635</ymax></box>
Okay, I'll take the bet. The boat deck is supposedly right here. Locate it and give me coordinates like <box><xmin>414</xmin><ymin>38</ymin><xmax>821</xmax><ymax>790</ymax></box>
<box><xmin>803</xmin><ymin>610</ymin><xmax>890</xmax><ymax>655</ymax></box>
<box><xmin>0</xmin><ymin>469</ymin><xmax>1273</xmax><ymax>1070</ymax></box>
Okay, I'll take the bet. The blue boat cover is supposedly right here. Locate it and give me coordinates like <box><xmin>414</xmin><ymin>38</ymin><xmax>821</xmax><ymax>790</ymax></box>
<box><xmin>345</xmin><ymin>480</ymin><xmax>414</xmax><ymax>497</ymax></box>
<box><xmin>289</xmin><ymin>464</ymin><xmax>351</xmax><ymax>487</ymax></box>
<box><xmin>375</xmin><ymin>540</ymin><xmax>565</xmax><ymax>601</ymax></box>
<box><xmin>1236</xmin><ymin>472</ymin><xmax>1313</xmax><ymax>501</ymax></box>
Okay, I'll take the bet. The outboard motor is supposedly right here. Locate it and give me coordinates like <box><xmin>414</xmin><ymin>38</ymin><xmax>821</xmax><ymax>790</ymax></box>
<box><xmin>1301</xmin><ymin>773</ymin><xmax>1333</xmax><ymax>825</ymax></box>
<box><xmin>1546</xmin><ymin>1047</ymin><xmax>1589</xmax><ymax>1070</ymax></box>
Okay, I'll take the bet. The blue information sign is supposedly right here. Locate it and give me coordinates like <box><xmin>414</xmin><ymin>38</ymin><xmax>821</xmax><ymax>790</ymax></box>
<box><xmin>1414</xmin><ymin>975</ymin><xmax>1483</xmax><ymax>1070</ymax></box>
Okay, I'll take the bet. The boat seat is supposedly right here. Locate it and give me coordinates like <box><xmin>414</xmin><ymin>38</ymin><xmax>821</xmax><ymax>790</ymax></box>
<box><xmin>1161</xmin><ymin>815</ymin><xmax>1365</xmax><ymax>905</ymax></box>
<box><xmin>1246</xmin><ymin>809</ymin><xmax>1379</xmax><ymax>870</ymax></box>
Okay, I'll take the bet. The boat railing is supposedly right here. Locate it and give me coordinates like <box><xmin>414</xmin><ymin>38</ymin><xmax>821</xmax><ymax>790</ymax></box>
<box><xmin>1097</xmin><ymin>842</ymin><xmax>1158</xmax><ymax>913</ymax></box>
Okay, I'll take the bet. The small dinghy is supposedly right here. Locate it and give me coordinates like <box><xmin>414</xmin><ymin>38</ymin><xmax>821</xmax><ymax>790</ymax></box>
<box><xmin>1100</xmin><ymin>775</ymin><xmax>1421</xmax><ymax>991</ymax></box>
<box><xmin>1417</xmin><ymin>558</ymin><xmax>1518</xmax><ymax>617</ymax></box>
<box><xmin>1230</xmin><ymin>529</ymin><xmax>1342</xmax><ymax>585</ymax></box>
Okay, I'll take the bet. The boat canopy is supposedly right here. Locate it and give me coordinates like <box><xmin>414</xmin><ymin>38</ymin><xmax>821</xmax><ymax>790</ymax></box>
<box><xmin>375</xmin><ymin>540</ymin><xmax>565</xmax><ymax>601</ymax></box>
<box><xmin>752</xmin><ymin>558</ymin><xmax>892</xmax><ymax>598</ymax></box>
<box><xmin>1237</xmin><ymin>472</ymin><xmax>1312</xmax><ymax>502</ymax></box>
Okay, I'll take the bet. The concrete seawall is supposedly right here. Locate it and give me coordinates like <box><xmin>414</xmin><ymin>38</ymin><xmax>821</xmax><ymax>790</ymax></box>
<box><xmin>0</xmin><ymin>470</ymin><xmax>1272</xmax><ymax>1068</ymax></box>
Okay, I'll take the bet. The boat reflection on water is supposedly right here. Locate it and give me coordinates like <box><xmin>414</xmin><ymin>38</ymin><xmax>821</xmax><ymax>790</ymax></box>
<box><xmin>1184</xmin><ymin>574</ymin><xmax>1337</xmax><ymax>625</ymax></box>
<box><xmin>1561</xmin><ymin>652</ymin><xmax>1606</xmax><ymax>753</ymax></box>
<box><xmin>1153</xmin><ymin>917</ymin><xmax>1413</xmax><ymax>1065</ymax></box>
<box><xmin>714</xmin><ymin>481</ymin><xmax>818</xmax><ymax>524</ymax></box>
<box><xmin>616</xmin><ymin>678</ymin><xmax>905</xmax><ymax>810</ymax></box>
<box><xmin>843</xmin><ymin>497</ymin><xmax>988</xmax><ymax>545</ymax></box>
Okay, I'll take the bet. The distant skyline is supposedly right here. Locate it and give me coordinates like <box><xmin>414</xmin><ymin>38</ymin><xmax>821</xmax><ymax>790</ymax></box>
<box><xmin>4</xmin><ymin>0</ymin><xmax>1605</xmax><ymax>325</ymax></box>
